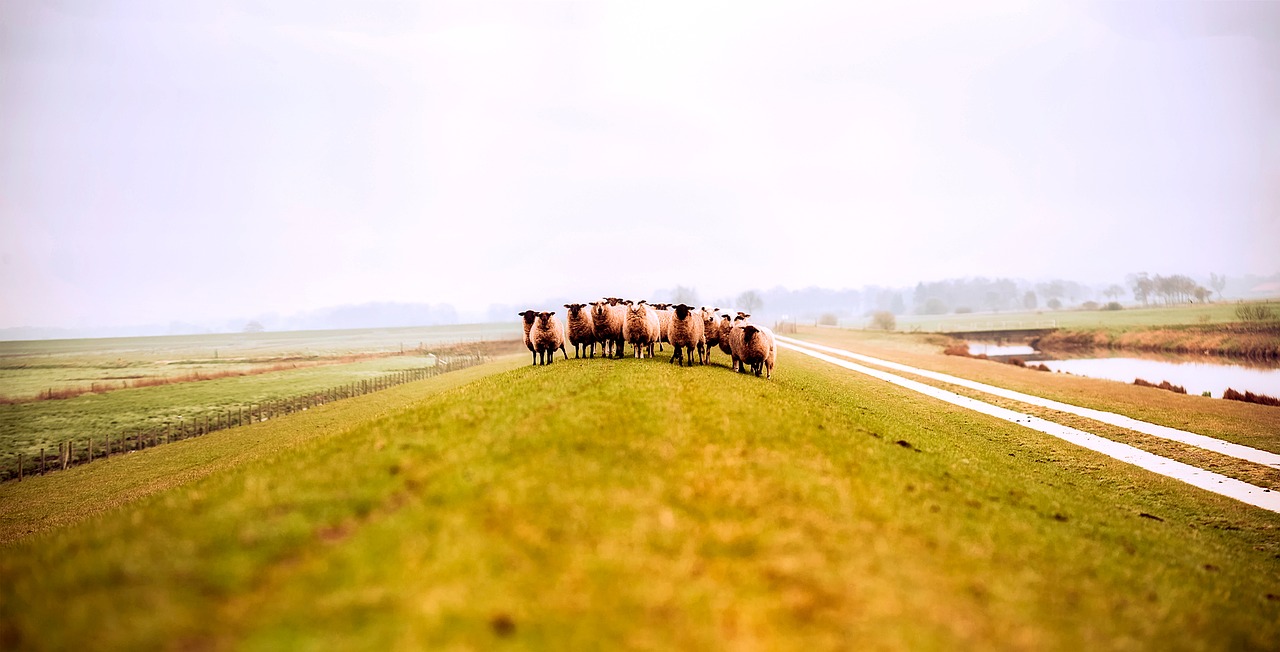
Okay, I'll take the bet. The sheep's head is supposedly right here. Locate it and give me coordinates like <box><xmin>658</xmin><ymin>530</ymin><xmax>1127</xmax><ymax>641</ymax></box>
<box><xmin>537</xmin><ymin>311</ymin><xmax>555</xmax><ymax>326</ymax></box>
<box><xmin>743</xmin><ymin>325</ymin><xmax>759</xmax><ymax>341</ymax></box>
<box><xmin>606</xmin><ymin>297</ymin><xmax>620</xmax><ymax>306</ymax></box>
<box><xmin>591</xmin><ymin>301</ymin><xmax>608</xmax><ymax>319</ymax></box>
<box><xmin>517</xmin><ymin>310</ymin><xmax>537</xmax><ymax>325</ymax></box>
<box><xmin>673</xmin><ymin>304</ymin><xmax>692</xmax><ymax>319</ymax></box>
<box><xmin>564</xmin><ymin>303</ymin><xmax>586</xmax><ymax>317</ymax></box>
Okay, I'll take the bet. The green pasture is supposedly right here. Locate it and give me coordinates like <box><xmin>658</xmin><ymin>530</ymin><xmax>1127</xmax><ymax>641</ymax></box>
<box><xmin>2</xmin><ymin>349</ymin><xmax>1276</xmax><ymax>650</ymax></box>
<box><xmin>0</xmin><ymin>322</ymin><xmax>521</xmax><ymax>400</ymax></box>
<box><xmin>0</xmin><ymin>355</ymin><xmax>439</xmax><ymax>477</ymax></box>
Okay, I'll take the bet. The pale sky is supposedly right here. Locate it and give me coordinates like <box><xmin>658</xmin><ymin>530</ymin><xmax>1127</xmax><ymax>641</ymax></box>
<box><xmin>2</xmin><ymin>1</ymin><xmax>1277</xmax><ymax>329</ymax></box>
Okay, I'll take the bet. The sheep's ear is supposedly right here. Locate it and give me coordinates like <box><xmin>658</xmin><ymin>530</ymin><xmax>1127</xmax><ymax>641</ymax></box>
<box><xmin>564</xmin><ymin>304</ymin><xmax>571</xmax><ymax>308</ymax></box>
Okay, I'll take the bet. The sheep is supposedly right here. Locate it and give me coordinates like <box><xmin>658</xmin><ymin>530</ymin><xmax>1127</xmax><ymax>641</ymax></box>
<box><xmin>718</xmin><ymin>314</ymin><xmax>735</xmax><ymax>357</ymax></box>
<box><xmin>601</xmin><ymin>298</ymin><xmax>628</xmax><ymax>359</ymax></box>
<box><xmin>668</xmin><ymin>304</ymin><xmax>706</xmax><ymax>366</ymax></box>
<box><xmin>701</xmin><ymin>307</ymin><xmax>721</xmax><ymax>364</ymax></box>
<box><xmin>727</xmin><ymin>313</ymin><xmax>750</xmax><ymax>372</ymax></box>
<box><xmin>590</xmin><ymin>301</ymin><xmax>619</xmax><ymax>358</ymax></box>
<box><xmin>531</xmin><ymin>311</ymin><xmax>568</xmax><ymax>365</ymax></box>
<box><xmin>652</xmin><ymin>303</ymin><xmax>674</xmax><ymax>352</ymax></box>
<box><xmin>563</xmin><ymin>303</ymin><xmax>596</xmax><ymax>358</ymax></box>
<box><xmin>518</xmin><ymin>310</ymin><xmax>538</xmax><ymax>365</ymax></box>
<box><xmin>622</xmin><ymin>300</ymin><xmax>660</xmax><ymax>358</ymax></box>
<box><xmin>738</xmin><ymin>323</ymin><xmax>777</xmax><ymax>379</ymax></box>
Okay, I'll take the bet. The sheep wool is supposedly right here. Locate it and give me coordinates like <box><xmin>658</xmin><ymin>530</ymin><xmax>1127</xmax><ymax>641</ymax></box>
<box><xmin>668</xmin><ymin>304</ymin><xmax>706</xmax><ymax>366</ymax></box>
<box><xmin>531</xmin><ymin>311</ymin><xmax>568</xmax><ymax>365</ymax></box>
<box><xmin>563</xmin><ymin>303</ymin><xmax>596</xmax><ymax>358</ymax></box>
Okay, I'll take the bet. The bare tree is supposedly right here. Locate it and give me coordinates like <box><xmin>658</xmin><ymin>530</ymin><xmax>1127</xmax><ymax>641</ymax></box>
<box><xmin>1209</xmin><ymin>273</ymin><xmax>1226</xmax><ymax>301</ymax></box>
<box><xmin>1103</xmin><ymin>284</ymin><xmax>1125</xmax><ymax>303</ymax></box>
<box><xmin>672</xmin><ymin>285</ymin><xmax>699</xmax><ymax>305</ymax></box>
<box><xmin>737</xmin><ymin>290</ymin><xmax>763</xmax><ymax>314</ymax></box>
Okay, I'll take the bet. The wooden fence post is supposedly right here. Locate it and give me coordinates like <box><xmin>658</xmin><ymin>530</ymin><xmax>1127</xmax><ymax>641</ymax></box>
<box><xmin>17</xmin><ymin>453</ymin><xmax>23</xmax><ymax>481</ymax></box>
<box><xmin>88</xmin><ymin>438</ymin><xmax>93</xmax><ymax>462</ymax></box>
<box><xmin>61</xmin><ymin>442</ymin><xmax>68</xmax><ymax>470</ymax></box>
<box><xmin>40</xmin><ymin>447</ymin><xmax>45</xmax><ymax>475</ymax></box>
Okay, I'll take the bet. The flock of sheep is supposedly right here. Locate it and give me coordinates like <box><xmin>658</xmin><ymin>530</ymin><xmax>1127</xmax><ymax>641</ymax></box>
<box><xmin>518</xmin><ymin>298</ymin><xmax>777</xmax><ymax>379</ymax></box>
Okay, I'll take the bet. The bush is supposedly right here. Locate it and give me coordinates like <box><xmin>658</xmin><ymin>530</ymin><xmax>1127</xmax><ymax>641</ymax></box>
<box><xmin>1236</xmin><ymin>303</ymin><xmax>1276</xmax><ymax>322</ymax></box>
<box><xmin>1081</xmin><ymin>301</ymin><xmax>1100</xmax><ymax>311</ymax></box>
<box><xmin>818</xmin><ymin>313</ymin><xmax>838</xmax><ymax>326</ymax></box>
<box><xmin>1104</xmin><ymin>302</ymin><xmax>1123</xmax><ymax>311</ymax></box>
<box><xmin>1223</xmin><ymin>388</ymin><xmax>1280</xmax><ymax>407</ymax></box>
<box><xmin>870</xmin><ymin>311</ymin><xmax>896</xmax><ymax>331</ymax></box>
<box><xmin>954</xmin><ymin>307</ymin><xmax>973</xmax><ymax>314</ymax></box>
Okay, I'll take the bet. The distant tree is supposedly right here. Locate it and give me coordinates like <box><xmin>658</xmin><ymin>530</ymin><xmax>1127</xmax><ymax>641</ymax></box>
<box><xmin>1209</xmin><ymin>273</ymin><xmax>1226</xmax><ymax>301</ymax></box>
<box><xmin>870</xmin><ymin>311</ymin><xmax>896</xmax><ymax>331</ymax></box>
<box><xmin>921</xmin><ymin>297</ymin><xmax>947</xmax><ymax>315</ymax></box>
<box><xmin>672</xmin><ymin>285</ymin><xmax>699</xmax><ymax>305</ymax></box>
<box><xmin>1047</xmin><ymin>298</ymin><xmax>1062</xmax><ymax>310</ymax></box>
<box><xmin>1128</xmin><ymin>273</ymin><xmax>1153</xmax><ymax>306</ymax></box>
<box><xmin>1036</xmin><ymin>280</ymin><xmax>1066</xmax><ymax>307</ymax></box>
<box><xmin>1022</xmin><ymin>291</ymin><xmax>1038</xmax><ymax>310</ymax></box>
<box><xmin>818</xmin><ymin>312</ymin><xmax>838</xmax><ymax>326</ymax></box>
<box><xmin>736</xmin><ymin>290</ymin><xmax>763</xmax><ymax>314</ymax></box>
<box><xmin>1192</xmin><ymin>286</ymin><xmax>1211</xmax><ymax>303</ymax></box>
<box><xmin>243</xmin><ymin>320</ymin><xmax>265</xmax><ymax>333</ymax></box>
<box><xmin>1103</xmin><ymin>284</ymin><xmax>1125</xmax><ymax>303</ymax></box>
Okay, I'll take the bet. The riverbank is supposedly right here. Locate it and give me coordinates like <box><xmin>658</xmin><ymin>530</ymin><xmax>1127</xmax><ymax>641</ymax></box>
<box><xmin>1032</xmin><ymin>322</ymin><xmax>1280</xmax><ymax>360</ymax></box>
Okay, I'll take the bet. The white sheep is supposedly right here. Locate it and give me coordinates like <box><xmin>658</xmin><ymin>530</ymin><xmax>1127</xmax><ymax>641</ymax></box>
<box><xmin>563</xmin><ymin>303</ymin><xmax>596</xmax><ymax>358</ymax></box>
<box><xmin>668</xmin><ymin>304</ymin><xmax>706</xmax><ymax>366</ymax></box>
<box><xmin>531</xmin><ymin>311</ymin><xmax>568</xmax><ymax>365</ymax></box>
<box><xmin>622</xmin><ymin>300</ymin><xmax>660</xmax><ymax>358</ymax></box>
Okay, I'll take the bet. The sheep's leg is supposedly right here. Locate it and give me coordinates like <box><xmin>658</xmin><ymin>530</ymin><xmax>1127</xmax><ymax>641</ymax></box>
<box><xmin>532</xmin><ymin>351</ymin><xmax>538</xmax><ymax>366</ymax></box>
<box><xmin>561</xmin><ymin>345</ymin><xmax>567</xmax><ymax>360</ymax></box>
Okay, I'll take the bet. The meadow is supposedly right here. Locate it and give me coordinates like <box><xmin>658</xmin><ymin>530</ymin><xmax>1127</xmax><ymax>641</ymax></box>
<box><xmin>0</xmin><ymin>324</ymin><xmax>522</xmax><ymax>480</ymax></box>
<box><xmin>1</xmin><ymin>346</ymin><xmax>1277</xmax><ymax>650</ymax></box>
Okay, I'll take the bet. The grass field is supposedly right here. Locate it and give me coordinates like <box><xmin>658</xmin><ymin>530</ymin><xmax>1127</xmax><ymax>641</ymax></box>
<box><xmin>871</xmin><ymin>301</ymin><xmax>1277</xmax><ymax>333</ymax></box>
<box><xmin>2</xmin><ymin>349</ymin><xmax>1277</xmax><ymax>649</ymax></box>
<box><xmin>0</xmin><ymin>322</ymin><xmax>521</xmax><ymax>401</ymax></box>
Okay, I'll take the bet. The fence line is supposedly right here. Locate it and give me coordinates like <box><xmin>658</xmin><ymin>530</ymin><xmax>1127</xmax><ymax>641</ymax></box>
<box><xmin>2</xmin><ymin>353</ymin><xmax>485</xmax><ymax>483</ymax></box>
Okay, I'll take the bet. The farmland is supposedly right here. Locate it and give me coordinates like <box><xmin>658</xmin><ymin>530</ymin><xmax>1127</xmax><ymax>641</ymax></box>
<box><xmin>0</xmin><ymin>324</ymin><xmax>522</xmax><ymax>480</ymax></box>
<box><xmin>2</xmin><ymin>336</ymin><xmax>1278</xmax><ymax>649</ymax></box>
<box><xmin>880</xmin><ymin>301</ymin><xmax>1276</xmax><ymax>333</ymax></box>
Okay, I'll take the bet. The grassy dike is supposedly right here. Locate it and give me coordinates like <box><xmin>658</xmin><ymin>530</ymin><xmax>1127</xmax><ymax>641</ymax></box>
<box><xmin>2</xmin><ymin>351</ymin><xmax>1278</xmax><ymax>650</ymax></box>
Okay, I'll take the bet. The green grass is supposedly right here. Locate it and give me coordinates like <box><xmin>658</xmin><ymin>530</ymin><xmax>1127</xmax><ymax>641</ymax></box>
<box><xmin>883</xmin><ymin>301</ymin><xmax>1273</xmax><ymax>333</ymax></box>
<box><xmin>2</xmin><ymin>351</ymin><xmax>1277</xmax><ymax>650</ymax></box>
<box><xmin>0</xmin><ymin>322</ymin><xmax>522</xmax><ymax>400</ymax></box>
<box><xmin>0</xmin><ymin>354</ymin><xmax>444</xmax><ymax>475</ymax></box>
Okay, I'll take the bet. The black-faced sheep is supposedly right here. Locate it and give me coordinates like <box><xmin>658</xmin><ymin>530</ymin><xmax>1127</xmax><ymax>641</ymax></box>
<box><xmin>668</xmin><ymin>304</ymin><xmax>707</xmax><ymax>366</ymax></box>
<box><xmin>622</xmin><ymin>300</ymin><xmax>660</xmax><ymax>359</ymax></box>
<box><xmin>564</xmin><ymin>303</ymin><xmax>596</xmax><ymax>358</ymax></box>
<box><xmin>727</xmin><ymin>313</ymin><xmax>752</xmax><ymax>373</ymax></box>
<box><xmin>518</xmin><ymin>310</ymin><xmax>538</xmax><ymax>365</ymax></box>
<box><xmin>701</xmin><ymin>307</ymin><xmax>721</xmax><ymax>363</ymax></box>
<box><xmin>718</xmin><ymin>314</ymin><xmax>734</xmax><ymax>357</ymax></box>
<box><xmin>739</xmin><ymin>324</ymin><xmax>777</xmax><ymax>379</ymax></box>
<box><xmin>531</xmin><ymin>311</ymin><xmax>568</xmax><ymax>365</ymax></box>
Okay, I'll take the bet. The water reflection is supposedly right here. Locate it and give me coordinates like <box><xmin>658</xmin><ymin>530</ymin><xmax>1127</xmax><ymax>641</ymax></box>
<box><xmin>1034</xmin><ymin>357</ymin><xmax>1280</xmax><ymax>398</ymax></box>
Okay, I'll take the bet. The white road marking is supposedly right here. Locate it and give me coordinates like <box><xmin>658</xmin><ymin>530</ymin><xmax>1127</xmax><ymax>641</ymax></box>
<box><xmin>778</xmin><ymin>339</ymin><xmax>1280</xmax><ymax>514</ymax></box>
<box><xmin>777</xmin><ymin>335</ymin><xmax>1280</xmax><ymax>470</ymax></box>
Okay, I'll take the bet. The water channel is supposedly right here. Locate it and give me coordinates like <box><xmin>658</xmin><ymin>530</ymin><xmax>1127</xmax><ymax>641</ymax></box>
<box><xmin>965</xmin><ymin>341</ymin><xmax>1280</xmax><ymax>399</ymax></box>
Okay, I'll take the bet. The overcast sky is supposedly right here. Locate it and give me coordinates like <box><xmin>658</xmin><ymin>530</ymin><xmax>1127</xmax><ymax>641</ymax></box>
<box><xmin>2</xmin><ymin>1</ymin><xmax>1277</xmax><ymax>329</ymax></box>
